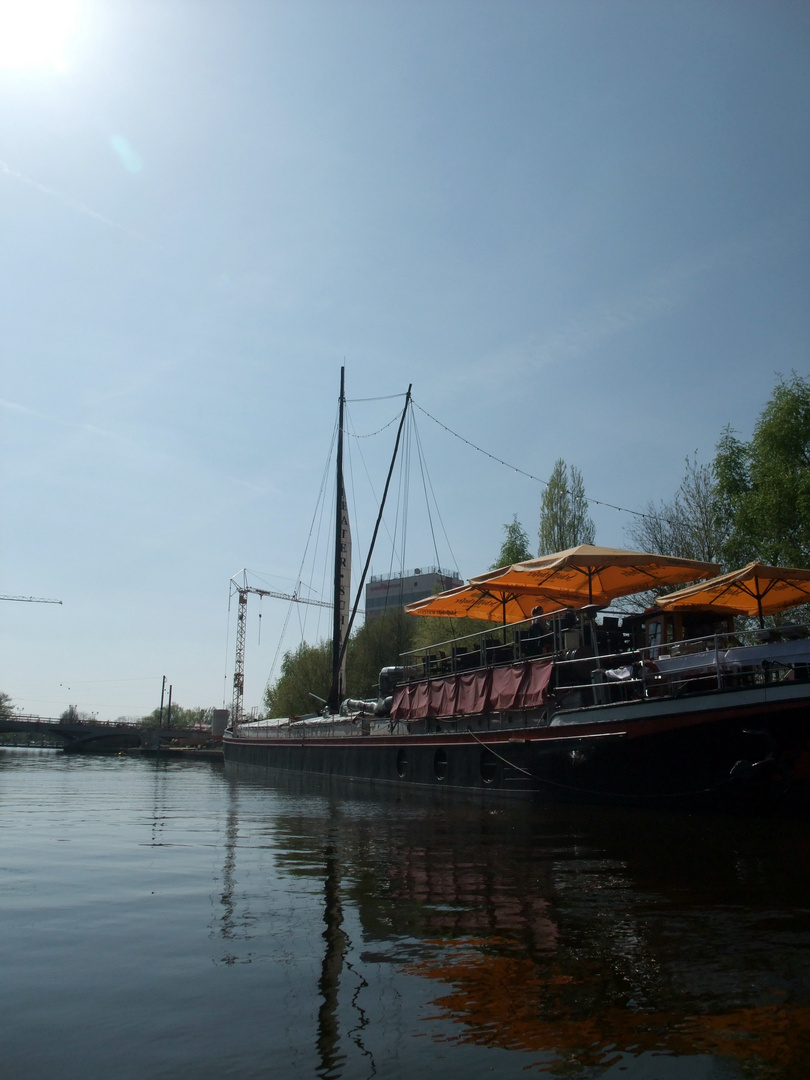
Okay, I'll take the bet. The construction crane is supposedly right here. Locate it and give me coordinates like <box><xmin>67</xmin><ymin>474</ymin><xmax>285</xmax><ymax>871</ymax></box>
<box><xmin>0</xmin><ymin>595</ymin><xmax>62</xmax><ymax>604</ymax></box>
<box><xmin>229</xmin><ymin>571</ymin><xmax>331</xmax><ymax>727</ymax></box>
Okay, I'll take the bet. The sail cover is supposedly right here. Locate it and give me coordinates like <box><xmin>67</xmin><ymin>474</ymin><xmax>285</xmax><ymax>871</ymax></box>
<box><xmin>337</xmin><ymin>490</ymin><xmax>351</xmax><ymax>695</ymax></box>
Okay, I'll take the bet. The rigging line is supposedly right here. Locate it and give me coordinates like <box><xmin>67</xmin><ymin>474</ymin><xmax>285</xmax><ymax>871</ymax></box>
<box><xmin>266</xmin><ymin>591</ymin><xmax>298</xmax><ymax>693</ymax></box>
<box><xmin>268</xmin><ymin>412</ymin><xmax>338</xmax><ymax>692</ymax></box>
<box><xmin>411</xmin><ymin>408</ymin><xmax>459</xmax><ymax>575</ymax></box>
<box><xmin>344</xmin><ymin>401</ymin><xmax>398</xmax><ymax>563</ymax></box>
<box><xmin>397</xmin><ymin>417</ymin><xmax>410</xmax><ymax>577</ymax></box>
<box><xmin>55</xmin><ymin>675</ymin><xmax>162</xmax><ymax>685</ymax></box>
<box><xmin>388</xmin><ymin>406</ymin><xmax>414</xmax><ymax>581</ymax></box>
<box><xmin>223</xmin><ymin>586</ymin><xmax>233</xmax><ymax>709</ymax></box>
<box><xmin>377</xmin><ymin>437</ymin><xmax>406</xmax><ymax>585</ymax></box>
<box><xmin>345</xmin><ymin>410</ymin><xmax>401</xmax><ymax>439</ymax></box>
<box><xmin>311</xmin><ymin>487</ymin><xmax>331</xmax><ymax>645</ymax></box>
<box><xmin>413</xmin><ymin>420</ymin><xmax>439</xmax><ymax>567</ymax></box>
<box><xmin>311</xmin><ymin>416</ymin><xmax>340</xmax><ymax>562</ymax></box>
<box><xmin>369</xmin><ymin>414</ymin><xmax>402</xmax><ymax>584</ymax></box>
<box><xmin>335</xmin><ymin>386</ymin><xmax>412</xmax><ymax>678</ymax></box>
<box><xmin>412</xmin><ymin>398</ymin><xmax>679</xmax><ymax>526</ymax></box>
<box><xmin>343</xmin><ymin>404</ymin><xmax>373</xmax><ymax>588</ymax></box>
<box><xmin>346</xmin><ymin>392</ymin><xmax>408</xmax><ymax>403</ymax></box>
<box><xmin>288</xmin><ymin>413</ymin><xmax>338</xmax><ymax>615</ymax></box>
<box><xmin>344</xmin><ymin>429</ymin><xmax>371</xmax><ymax>623</ymax></box>
<box><xmin>309</xmin><ymin>414</ymin><xmax>340</xmax><ymax>617</ymax></box>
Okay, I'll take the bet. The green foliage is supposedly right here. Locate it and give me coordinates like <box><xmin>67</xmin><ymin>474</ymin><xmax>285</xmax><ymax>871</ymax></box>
<box><xmin>409</xmin><ymin>612</ymin><xmax>492</xmax><ymax>653</ymax></box>
<box><xmin>713</xmin><ymin>427</ymin><xmax>752</xmax><ymax>567</ymax></box>
<box><xmin>264</xmin><ymin>639</ymin><xmax>333</xmax><ymax>717</ymax></box>
<box><xmin>622</xmin><ymin>374</ymin><xmax>810</xmax><ymax>616</ymax></box>
<box><xmin>264</xmin><ymin>609</ymin><xmax>421</xmax><ymax>717</ymax></box>
<box><xmin>626</xmin><ymin>454</ymin><xmax>723</xmax><ymax>564</ymax></box>
<box><xmin>490</xmin><ymin>514</ymin><xmax>533</xmax><ymax>570</ymax></box>
<box><xmin>262</xmin><ymin>605</ymin><xmax>495</xmax><ymax>717</ymax></box>
<box><xmin>626</xmin><ymin>374</ymin><xmax>810</xmax><ymax>574</ymax></box>
<box><xmin>139</xmin><ymin>704</ymin><xmax>215</xmax><ymax>729</ymax></box>
<box><xmin>714</xmin><ymin>373</ymin><xmax>810</xmax><ymax>568</ymax></box>
<box><xmin>538</xmin><ymin>459</ymin><xmax>595</xmax><ymax>555</ymax></box>
<box><xmin>346</xmin><ymin>608</ymin><xmax>417</xmax><ymax>698</ymax></box>
<box><xmin>59</xmin><ymin>704</ymin><xmax>93</xmax><ymax>723</ymax></box>
<box><xmin>0</xmin><ymin>691</ymin><xmax>12</xmax><ymax>720</ymax></box>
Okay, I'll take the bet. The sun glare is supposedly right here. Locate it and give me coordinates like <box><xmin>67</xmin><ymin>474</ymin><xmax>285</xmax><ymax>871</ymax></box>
<box><xmin>0</xmin><ymin>0</ymin><xmax>79</xmax><ymax>71</ymax></box>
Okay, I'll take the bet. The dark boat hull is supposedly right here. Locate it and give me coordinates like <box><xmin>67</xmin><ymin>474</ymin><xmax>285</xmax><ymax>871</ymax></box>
<box><xmin>223</xmin><ymin>682</ymin><xmax>810</xmax><ymax>812</ymax></box>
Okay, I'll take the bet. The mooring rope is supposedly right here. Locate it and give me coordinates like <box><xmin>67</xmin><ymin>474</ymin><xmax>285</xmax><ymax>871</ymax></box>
<box><xmin>465</xmin><ymin>727</ymin><xmax>533</xmax><ymax>776</ymax></box>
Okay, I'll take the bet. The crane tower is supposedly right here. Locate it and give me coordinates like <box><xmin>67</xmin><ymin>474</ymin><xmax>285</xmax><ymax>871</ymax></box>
<box><xmin>229</xmin><ymin>571</ymin><xmax>330</xmax><ymax>727</ymax></box>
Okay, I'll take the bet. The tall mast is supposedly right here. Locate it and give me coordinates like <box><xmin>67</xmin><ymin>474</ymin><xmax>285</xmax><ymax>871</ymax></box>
<box><xmin>335</xmin><ymin>383</ymin><xmax>412</xmax><ymax>674</ymax></box>
<box><xmin>329</xmin><ymin>368</ymin><xmax>349</xmax><ymax>712</ymax></box>
<box><xmin>327</xmin><ymin>380</ymin><xmax>413</xmax><ymax>710</ymax></box>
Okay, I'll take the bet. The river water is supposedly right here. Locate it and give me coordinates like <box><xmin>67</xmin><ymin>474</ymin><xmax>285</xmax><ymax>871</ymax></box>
<box><xmin>1</xmin><ymin>748</ymin><xmax>809</xmax><ymax>1080</ymax></box>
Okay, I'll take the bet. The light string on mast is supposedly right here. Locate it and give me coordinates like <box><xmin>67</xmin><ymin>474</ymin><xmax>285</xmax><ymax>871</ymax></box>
<box><xmin>411</xmin><ymin>398</ymin><xmax>679</xmax><ymax>528</ymax></box>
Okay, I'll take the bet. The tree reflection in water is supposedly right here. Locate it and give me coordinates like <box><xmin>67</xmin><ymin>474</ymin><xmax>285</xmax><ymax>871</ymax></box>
<box><xmin>222</xmin><ymin>769</ymin><xmax>810</xmax><ymax>1078</ymax></box>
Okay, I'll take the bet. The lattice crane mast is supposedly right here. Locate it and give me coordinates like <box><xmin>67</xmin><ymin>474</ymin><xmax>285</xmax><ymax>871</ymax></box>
<box><xmin>230</xmin><ymin>571</ymin><xmax>331</xmax><ymax>727</ymax></box>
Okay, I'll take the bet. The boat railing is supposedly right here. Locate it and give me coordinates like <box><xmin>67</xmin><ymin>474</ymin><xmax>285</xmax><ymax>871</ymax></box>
<box><xmin>400</xmin><ymin>610</ymin><xmax>602</xmax><ymax>679</ymax></box>
<box><xmin>235</xmin><ymin>717</ymin><xmax>370</xmax><ymax>739</ymax></box>
<box><xmin>400</xmin><ymin>619</ymin><xmax>810</xmax><ymax>714</ymax></box>
<box><xmin>552</xmin><ymin>624</ymin><xmax>810</xmax><ymax>712</ymax></box>
<box><xmin>229</xmin><ymin>622</ymin><xmax>810</xmax><ymax>735</ymax></box>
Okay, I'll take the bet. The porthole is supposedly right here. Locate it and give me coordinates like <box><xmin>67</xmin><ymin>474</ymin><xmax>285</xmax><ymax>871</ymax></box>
<box><xmin>480</xmin><ymin>750</ymin><xmax>498</xmax><ymax>785</ymax></box>
<box><xmin>433</xmin><ymin>748</ymin><xmax>448</xmax><ymax>781</ymax></box>
<box><xmin>396</xmin><ymin>748</ymin><xmax>408</xmax><ymax>778</ymax></box>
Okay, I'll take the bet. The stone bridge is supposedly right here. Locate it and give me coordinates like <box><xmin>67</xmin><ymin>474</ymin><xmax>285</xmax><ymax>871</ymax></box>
<box><xmin>0</xmin><ymin>715</ymin><xmax>212</xmax><ymax>752</ymax></box>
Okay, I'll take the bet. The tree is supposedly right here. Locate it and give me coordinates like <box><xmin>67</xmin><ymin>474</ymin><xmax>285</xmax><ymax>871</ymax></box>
<box><xmin>59</xmin><ymin>704</ymin><xmax>92</xmax><ymax>724</ymax></box>
<box><xmin>347</xmin><ymin>608</ymin><xmax>417</xmax><ymax>698</ymax></box>
<box><xmin>264</xmin><ymin>639</ymin><xmax>333</xmax><ymax>717</ymax></box>
<box><xmin>538</xmin><ymin>459</ymin><xmax>595</xmax><ymax>555</ymax></box>
<box><xmin>0</xmin><ymin>692</ymin><xmax>12</xmax><ymax>720</ymax></box>
<box><xmin>625</xmin><ymin>454</ymin><xmax>723</xmax><ymax>564</ymax></box>
<box><xmin>712</xmin><ymin>374</ymin><xmax>810</xmax><ymax>569</ymax></box>
<box><xmin>409</xmin><ymin>610</ymin><xmax>493</xmax><ymax>655</ymax></box>
<box><xmin>262</xmin><ymin>602</ymin><xmax>493</xmax><ymax>717</ymax></box>
<box><xmin>264</xmin><ymin>609</ymin><xmax>419</xmax><ymax>719</ymax></box>
<box><xmin>139</xmin><ymin>704</ymin><xmax>215</xmax><ymax>729</ymax></box>
<box><xmin>490</xmin><ymin>515</ymin><xmax>533</xmax><ymax>570</ymax></box>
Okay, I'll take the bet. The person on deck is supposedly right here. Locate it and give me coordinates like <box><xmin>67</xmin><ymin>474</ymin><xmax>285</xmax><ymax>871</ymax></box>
<box><xmin>526</xmin><ymin>605</ymin><xmax>551</xmax><ymax>655</ymax></box>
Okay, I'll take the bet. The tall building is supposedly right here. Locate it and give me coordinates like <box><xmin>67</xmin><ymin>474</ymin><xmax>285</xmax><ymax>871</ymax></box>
<box><xmin>364</xmin><ymin>566</ymin><xmax>462</xmax><ymax>621</ymax></box>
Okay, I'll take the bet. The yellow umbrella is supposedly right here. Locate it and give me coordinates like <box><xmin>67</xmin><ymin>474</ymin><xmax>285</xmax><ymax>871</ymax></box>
<box><xmin>405</xmin><ymin>581</ymin><xmax>570</xmax><ymax>625</ymax></box>
<box><xmin>471</xmin><ymin>545</ymin><xmax>720</xmax><ymax>607</ymax></box>
<box><xmin>657</xmin><ymin>561</ymin><xmax>810</xmax><ymax>628</ymax></box>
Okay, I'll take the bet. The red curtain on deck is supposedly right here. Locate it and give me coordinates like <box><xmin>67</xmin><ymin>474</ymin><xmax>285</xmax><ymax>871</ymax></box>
<box><xmin>391</xmin><ymin>661</ymin><xmax>552</xmax><ymax>721</ymax></box>
<box><xmin>430</xmin><ymin>677</ymin><xmax>458</xmax><ymax>717</ymax></box>
<box><xmin>521</xmin><ymin>660</ymin><xmax>553</xmax><ymax>708</ymax></box>
<box><xmin>489</xmin><ymin>665</ymin><xmax>526</xmax><ymax>711</ymax></box>
<box><xmin>456</xmin><ymin>671</ymin><xmax>490</xmax><ymax>715</ymax></box>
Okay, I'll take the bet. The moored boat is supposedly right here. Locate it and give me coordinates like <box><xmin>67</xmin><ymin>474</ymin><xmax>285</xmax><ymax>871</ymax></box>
<box><xmin>223</xmin><ymin>378</ymin><xmax>810</xmax><ymax>812</ymax></box>
<box><xmin>224</xmin><ymin>595</ymin><xmax>810</xmax><ymax>811</ymax></box>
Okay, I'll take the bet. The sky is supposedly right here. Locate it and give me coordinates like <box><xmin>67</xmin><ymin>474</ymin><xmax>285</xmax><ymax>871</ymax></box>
<box><xmin>1</xmin><ymin>0</ymin><xmax>808</xmax><ymax>722</ymax></box>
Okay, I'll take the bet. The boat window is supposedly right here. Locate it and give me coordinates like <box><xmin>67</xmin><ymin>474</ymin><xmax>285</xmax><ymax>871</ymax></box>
<box><xmin>480</xmin><ymin>750</ymin><xmax>497</xmax><ymax>784</ymax></box>
<box><xmin>433</xmin><ymin>749</ymin><xmax>448</xmax><ymax>781</ymax></box>
<box><xmin>647</xmin><ymin>621</ymin><xmax>662</xmax><ymax>649</ymax></box>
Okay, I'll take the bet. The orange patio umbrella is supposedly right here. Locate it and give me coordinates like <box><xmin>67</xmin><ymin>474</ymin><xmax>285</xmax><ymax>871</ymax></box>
<box><xmin>470</xmin><ymin>545</ymin><xmax>720</xmax><ymax>607</ymax></box>
<box><xmin>657</xmin><ymin>561</ymin><xmax>810</xmax><ymax>628</ymax></box>
<box><xmin>405</xmin><ymin>581</ymin><xmax>570</xmax><ymax>625</ymax></box>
